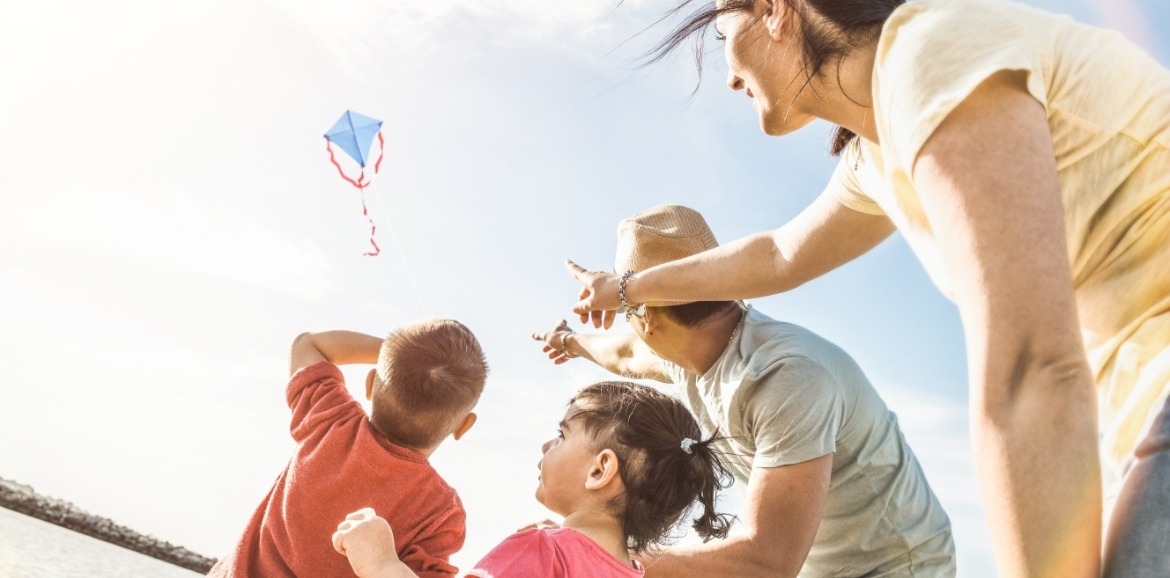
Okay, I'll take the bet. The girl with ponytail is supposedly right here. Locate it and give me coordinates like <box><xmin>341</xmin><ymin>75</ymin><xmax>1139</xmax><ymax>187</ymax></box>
<box><xmin>332</xmin><ymin>381</ymin><xmax>733</xmax><ymax>578</ymax></box>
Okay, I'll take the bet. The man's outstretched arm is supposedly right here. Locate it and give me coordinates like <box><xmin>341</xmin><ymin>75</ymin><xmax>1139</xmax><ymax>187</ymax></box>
<box><xmin>532</xmin><ymin>320</ymin><xmax>670</xmax><ymax>383</ymax></box>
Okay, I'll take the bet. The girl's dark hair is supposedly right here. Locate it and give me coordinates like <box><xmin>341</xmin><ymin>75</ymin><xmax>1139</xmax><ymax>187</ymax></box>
<box><xmin>648</xmin><ymin>0</ymin><xmax>904</xmax><ymax>155</ymax></box>
<box><xmin>569</xmin><ymin>381</ymin><xmax>735</xmax><ymax>552</ymax></box>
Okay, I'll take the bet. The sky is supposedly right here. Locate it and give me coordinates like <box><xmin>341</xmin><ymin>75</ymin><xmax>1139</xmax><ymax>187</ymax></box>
<box><xmin>0</xmin><ymin>1</ymin><xmax>1166</xmax><ymax>576</ymax></box>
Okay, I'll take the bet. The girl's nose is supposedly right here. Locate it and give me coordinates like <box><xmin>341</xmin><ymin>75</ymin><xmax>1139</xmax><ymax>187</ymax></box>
<box><xmin>541</xmin><ymin>439</ymin><xmax>554</xmax><ymax>454</ymax></box>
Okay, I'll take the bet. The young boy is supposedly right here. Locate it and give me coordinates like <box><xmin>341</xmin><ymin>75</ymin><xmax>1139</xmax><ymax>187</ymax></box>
<box><xmin>209</xmin><ymin>320</ymin><xmax>488</xmax><ymax>578</ymax></box>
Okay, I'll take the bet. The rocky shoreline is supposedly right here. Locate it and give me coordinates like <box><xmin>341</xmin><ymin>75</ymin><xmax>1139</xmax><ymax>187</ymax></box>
<box><xmin>0</xmin><ymin>476</ymin><xmax>216</xmax><ymax>574</ymax></box>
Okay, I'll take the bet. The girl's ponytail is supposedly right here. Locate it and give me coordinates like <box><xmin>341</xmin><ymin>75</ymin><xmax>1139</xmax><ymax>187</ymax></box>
<box><xmin>569</xmin><ymin>382</ymin><xmax>735</xmax><ymax>553</ymax></box>
<box><xmin>686</xmin><ymin>436</ymin><xmax>734</xmax><ymax>541</ymax></box>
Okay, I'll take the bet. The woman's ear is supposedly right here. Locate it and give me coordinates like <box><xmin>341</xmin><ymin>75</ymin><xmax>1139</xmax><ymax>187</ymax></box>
<box><xmin>763</xmin><ymin>0</ymin><xmax>790</xmax><ymax>40</ymax></box>
<box><xmin>585</xmin><ymin>449</ymin><xmax>621</xmax><ymax>491</ymax></box>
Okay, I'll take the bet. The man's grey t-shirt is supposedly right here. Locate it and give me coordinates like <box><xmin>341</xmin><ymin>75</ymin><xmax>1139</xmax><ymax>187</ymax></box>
<box><xmin>661</xmin><ymin>306</ymin><xmax>955</xmax><ymax>577</ymax></box>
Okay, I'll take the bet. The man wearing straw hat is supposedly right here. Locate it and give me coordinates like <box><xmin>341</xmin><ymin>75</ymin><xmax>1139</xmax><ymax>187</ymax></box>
<box><xmin>533</xmin><ymin>205</ymin><xmax>955</xmax><ymax>578</ymax></box>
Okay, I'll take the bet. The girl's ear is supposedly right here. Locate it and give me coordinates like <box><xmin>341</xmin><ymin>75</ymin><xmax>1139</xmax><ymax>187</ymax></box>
<box><xmin>585</xmin><ymin>449</ymin><xmax>621</xmax><ymax>491</ymax></box>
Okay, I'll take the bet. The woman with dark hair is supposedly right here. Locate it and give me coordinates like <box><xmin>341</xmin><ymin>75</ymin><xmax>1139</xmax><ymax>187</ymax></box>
<box><xmin>565</xmin><ymin>1</ymin><xmax>1170</xmax><ymax>577</ymax></box>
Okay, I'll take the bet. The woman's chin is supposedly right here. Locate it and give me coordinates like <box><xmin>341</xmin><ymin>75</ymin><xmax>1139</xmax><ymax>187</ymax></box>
<box><xmin>761</xmin><ymin>115</ymin><xmax>812</xmax><ymax>137</ymax></box>
<box><xmin>760</xmin><ymin>120</ymin><xmax>790</xmax><ymax>137</ymax></box>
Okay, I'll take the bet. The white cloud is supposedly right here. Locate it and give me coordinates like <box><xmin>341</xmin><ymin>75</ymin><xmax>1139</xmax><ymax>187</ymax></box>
<box><xmin>875</xmin><ymin>381</ymin><xmax>996</xmax><ymax>578</ymax></box>
<box><xmin>3</xmin><ymin>186</ymin><xmax>337</xmax><ymax>301</ymax></box>
<box><xmin>268</xmin><ymin>0</ymin><xmax>665</xmax><ymax>73</ymax></box>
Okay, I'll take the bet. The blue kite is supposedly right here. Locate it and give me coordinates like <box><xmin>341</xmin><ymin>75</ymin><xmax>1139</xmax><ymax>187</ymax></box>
<box><xmin>324</xmin><ymin>110</ymin><xmax>384</xmax><ymax>256</ymax></box>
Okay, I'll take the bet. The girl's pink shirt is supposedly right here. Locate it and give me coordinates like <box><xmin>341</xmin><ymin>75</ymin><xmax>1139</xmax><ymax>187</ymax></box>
<box><xmin>467</xmin><ymin>527</ymin><xmax>644</xmax><ymax>578</ymax></box>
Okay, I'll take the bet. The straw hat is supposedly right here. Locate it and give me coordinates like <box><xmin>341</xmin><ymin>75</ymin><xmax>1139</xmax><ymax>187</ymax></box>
<box><xmin>614</xmin><ymin>205</ymin><xmax>719</xmax><ymax>306</ymax></box>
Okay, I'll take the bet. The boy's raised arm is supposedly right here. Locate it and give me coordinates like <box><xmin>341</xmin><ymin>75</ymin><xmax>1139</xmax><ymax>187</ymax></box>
<box><xmin>532</xmin><ymin>320</ymin><xmax>670</xmax><ymax>383</ymax></box>
<box><xmin>290</xmin><ymin>331</ymin><xmax>383</xmax><ymax>376</ymax></box>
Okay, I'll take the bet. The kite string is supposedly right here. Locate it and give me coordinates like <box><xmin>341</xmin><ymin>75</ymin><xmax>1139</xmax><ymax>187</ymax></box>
<box><xmin>372</xmin><ymin>189</ymin><xmax>429</xmax><ymax>317</ymax></box>
<box><xmin>367</xmin><ymin>132</ymin><xmax>428</xmax><ymax>315</ymax></box>
<box><xmin>324</xmin><ymin>134</ymin><xmax>428</xmax><ymax>316</ymax></box>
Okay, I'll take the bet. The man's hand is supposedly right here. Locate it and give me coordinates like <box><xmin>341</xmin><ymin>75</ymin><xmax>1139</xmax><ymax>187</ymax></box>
<box><xmin>565</xmin><ymin>260</ymin><xmax>620</xmax><ymax>329</ymax></box>
<box><xmin>532</xmin><ymin>320</ymin><xmax>577</xmax><ymax>365</ymax></box>
<box><xmin>532</xmin><ymin>318</ymin><xmax>670</xmax><ymax>383</ymax></box>
<box><xmin>333</xmin><ymin>508</ymin><xmax>412</xmax><ymax>578</ymax></box>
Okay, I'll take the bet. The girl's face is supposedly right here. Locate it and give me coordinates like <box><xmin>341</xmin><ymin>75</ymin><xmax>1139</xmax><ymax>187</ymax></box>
<box><xmin>717</xmin><ymin>0</ymin><xmax>817</xmax><ymax>136</ymax></box>
<box><xmin>535</xmin><ymin>407</ymin><xmax>601</xmax><ymax>516</ymax></box>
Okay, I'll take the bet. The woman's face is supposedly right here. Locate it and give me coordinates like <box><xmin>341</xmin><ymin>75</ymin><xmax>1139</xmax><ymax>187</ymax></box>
<box><xmin>717</xmin><ymin>0</ymin><xmax>817</xmax><ymax>136</ymax></box>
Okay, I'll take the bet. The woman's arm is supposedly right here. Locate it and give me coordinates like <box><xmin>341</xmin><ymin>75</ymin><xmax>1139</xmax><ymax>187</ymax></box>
<box><xmin>913</xmin><ymin>70</ymin><xmax>1100</xmax><ymax>578</ymax></box>
<box><xmin>567</xmin><ymin>193</ymin><xmax>895</xmax><ymax>328</ymax></box>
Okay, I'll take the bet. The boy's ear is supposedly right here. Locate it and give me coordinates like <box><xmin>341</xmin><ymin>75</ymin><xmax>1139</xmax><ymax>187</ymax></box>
<box><xmin>365</xmin><ymin>368</ymin><xmax>376</xmax><ymax>401</ymax></box>
<box><xmin>584</xmin><ymin>449</ymin><xmax>621</xmax><ymax>491</ymax></box>
<box><xmin>453</xmin><ymin>412</ymin><xmax>477</xmax><ymax>441</ymax></box>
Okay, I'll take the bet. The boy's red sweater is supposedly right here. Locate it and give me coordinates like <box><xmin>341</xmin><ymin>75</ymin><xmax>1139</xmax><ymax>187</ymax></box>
<box><xmin>208</xmin><ymin>361</ymin><xmax>465</xmax><ymax>578</ymax></box>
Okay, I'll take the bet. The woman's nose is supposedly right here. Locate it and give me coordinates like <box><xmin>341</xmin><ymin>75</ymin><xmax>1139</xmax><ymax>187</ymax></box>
<box><xmin>727</xmin><ymin>72</ymin><xmax>745</xmax><ymax>92</ymax></box>
<box><xmin>541</xmin><ymin>439</ymin><xmax>553</xmax><ymax>454</ymax></box>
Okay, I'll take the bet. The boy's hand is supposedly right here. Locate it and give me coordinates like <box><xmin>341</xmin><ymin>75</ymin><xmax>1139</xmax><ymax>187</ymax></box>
<box><xmin>532</xmin><ymin>320</ymin><xmax>577</xmax><ymax>365</ymax></box>
<box><xmin>333</xmin><ymin>508</ymin><xmax>406</xmax><ymax>578</ymax></box>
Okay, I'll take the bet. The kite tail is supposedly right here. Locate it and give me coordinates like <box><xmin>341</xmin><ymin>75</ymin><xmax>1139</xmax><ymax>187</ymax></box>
<box><xmin>326</xmin><ymin>138</ymin><xmax>383</xmax><ymax>255</ymax></box>
<box><xmin>359</xmin><ymin>184</ymin><xmax>380</xmax><ymax>257</ymax></box>
<box><xmin>373</xmin><ymin>132</ymin><xmax>385</xmax><ymax>173</ymax></box>
<box><xmin>326</xmin><ymin>140</ymin><xmax>372</xmax><ymax>189</ymax></box>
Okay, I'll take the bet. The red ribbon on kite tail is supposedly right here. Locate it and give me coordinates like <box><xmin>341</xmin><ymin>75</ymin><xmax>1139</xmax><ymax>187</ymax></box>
<box><xmin>359</xmin><ymin>192</ymin><xmax>381</xmax><ymax>257</ymax></box>
<box><xmin>326</xmin><ymin>132</ymin><xmax>386</xmax><ymax>256</ymax></box>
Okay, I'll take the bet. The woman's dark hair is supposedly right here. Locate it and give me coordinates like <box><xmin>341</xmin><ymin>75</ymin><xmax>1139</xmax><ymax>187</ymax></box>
<box><xmin>648</xmin><ymin>0</ymin><xmax>904</xmax><ymax>155</ymax></box>
<box><xmin>569</xmin><ymin>381</ymin><xmax>735</xmax><ymax>552</ymax></box>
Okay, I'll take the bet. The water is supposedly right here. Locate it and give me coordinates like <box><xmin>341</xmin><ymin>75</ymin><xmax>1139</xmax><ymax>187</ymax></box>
<box><xmin>0</xmin><ymin>508</ymin><xmax>202</xmax><ymax>578</ymax></box>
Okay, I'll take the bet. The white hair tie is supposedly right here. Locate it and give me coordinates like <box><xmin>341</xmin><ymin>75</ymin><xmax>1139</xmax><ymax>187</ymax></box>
<box><xmin>680</xmin><ymin>438</ymin><xmax>696</xmax><ymax>454</ymax></box>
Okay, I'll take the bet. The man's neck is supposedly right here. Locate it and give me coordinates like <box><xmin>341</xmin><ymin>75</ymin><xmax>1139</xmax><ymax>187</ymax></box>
<box><xmin>657</xmin><ymin>306</ymin><xmax>745</xmax><ymax>377</ymax></box>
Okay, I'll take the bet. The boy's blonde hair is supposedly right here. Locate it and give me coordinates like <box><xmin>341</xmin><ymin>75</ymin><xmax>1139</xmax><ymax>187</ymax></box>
<box><xmin>371</xmin><ymin>319</ymin><xmax>488</xmax><ymax>449</ymax></box>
